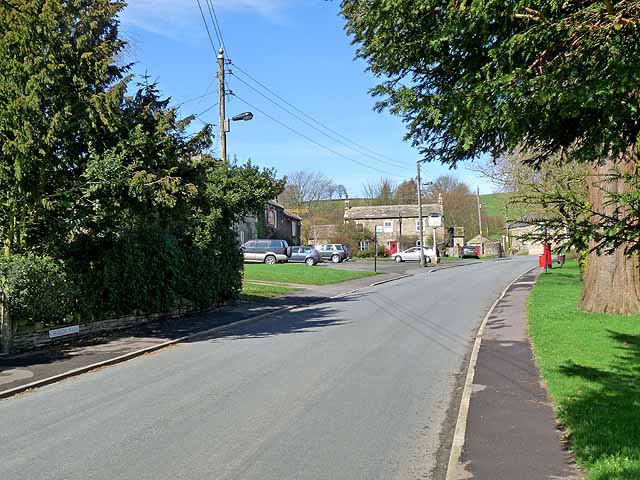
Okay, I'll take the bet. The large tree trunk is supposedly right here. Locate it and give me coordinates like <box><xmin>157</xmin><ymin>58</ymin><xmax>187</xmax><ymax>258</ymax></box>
<box><xmin>579</xmin><ymin>151</ymin><xmax>640</xmax><ymax>314</ymax></box>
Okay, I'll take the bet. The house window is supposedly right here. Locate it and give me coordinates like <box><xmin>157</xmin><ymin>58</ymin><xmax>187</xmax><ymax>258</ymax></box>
<box><xmin>383</xmin><ymin>220</ymin><xmax>393</xmax><ymax>233</ymax></box>
<box><xmin>359</xmin><ymin>241</ymin><xmax>370</xmax><ymax>250</ymax></box>
<box><xmin>292</xmin><ymin>221</ymin><xmax>297</xmax><ymax>237</ymax></box>
<box><xmin>240</xmin><ymin>230</ymin><xmax>245</xmax><ymax>244</ymax></box>
<box><xmin>266</xmin><ymin>206</ymin><xmax>277</xmax><ymax>227</ymax></box>
<box><xmin>356</xmin><ymin>223</ymin><xmax>364</xmax><ymax>232</ymax></box>
<box><xmin>416</xmin><ymin>218</ymin><xmax>424</xmax><ymax>232</ymax></box>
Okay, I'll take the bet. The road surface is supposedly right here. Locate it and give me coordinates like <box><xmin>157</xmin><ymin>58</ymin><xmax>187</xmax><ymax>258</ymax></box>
<box><xmin>0</xmin><ymin>257</ymin><xmax>534</xmax><ymax>480</ymax></box>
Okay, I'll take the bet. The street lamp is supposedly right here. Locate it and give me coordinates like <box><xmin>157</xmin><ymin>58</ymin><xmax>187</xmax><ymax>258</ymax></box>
<box><xmin>231</xmin><ymin>112</ymin><xmax>254</xmax><ymax>122</ymax></box>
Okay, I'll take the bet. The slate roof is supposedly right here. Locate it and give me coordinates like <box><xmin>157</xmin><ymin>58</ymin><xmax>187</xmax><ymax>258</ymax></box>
<box><xmin>343</xmin><ymin>204</ymin><xmax>443</xmax><ymax>220</ymax></box>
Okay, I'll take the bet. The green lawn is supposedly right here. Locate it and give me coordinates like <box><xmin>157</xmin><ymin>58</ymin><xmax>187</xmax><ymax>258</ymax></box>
<box><xmin>240</xmin><ymin>282</ymin><xmax>296</xmax><ymax>302</ymax></box>
<box><xmin>243</xmin><ymin>263</ymin><xmax>376</xmax><ymax>286</ymax></box>
<box><xmin>528</xmin><ymin>261</ymin><xmax>640</xmax><ymax>480</ymax></box>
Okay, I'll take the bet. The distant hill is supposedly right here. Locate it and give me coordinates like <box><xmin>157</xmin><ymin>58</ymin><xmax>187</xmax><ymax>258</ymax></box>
<box><xmin>480</xmin><ymin>192</ymin><xmax>531</xmax><ymax>223</ymax></box>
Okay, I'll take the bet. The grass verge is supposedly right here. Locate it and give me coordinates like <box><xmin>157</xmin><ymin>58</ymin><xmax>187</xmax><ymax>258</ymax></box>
<box><xmin>243</xmin><ymin>263</ymin><xmax>376</xmax><ymax>286</ymax></box>
<box><xmin>240</xmin><ymin>282</ymin><xmax>296</xmax><ymax>303</ymax></box>
<box><xmin>528</xmin><ymin>260</ymin><xmax>640</xmax><ymax>480</ymax></box>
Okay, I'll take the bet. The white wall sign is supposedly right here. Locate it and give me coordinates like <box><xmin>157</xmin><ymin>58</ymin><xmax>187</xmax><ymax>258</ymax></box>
<box><xmin>49</xmin><ymin>325</ymin><xmax>80</xmax><ymax>339</ymax></box>
<box><xmin>375</xmin><ymin>225</ymin><xmax>383</xmax><ymax>233</ymax></box>
<box><xmin>428</xmin><ymin>214</ymin><xmax>442</xmax><ymax>227</ymax></box>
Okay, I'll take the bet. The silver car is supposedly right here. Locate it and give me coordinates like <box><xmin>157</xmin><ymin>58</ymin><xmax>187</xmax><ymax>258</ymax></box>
<box><xmin>289</xmin><ymin>246</ymin><xmax>321</xmax><ymax>266</ymax></box>
<box><xmin>242</xmin><ymin>239</ymin><xmax>290</xmax><ymax>264</ymax></box>
<box><xmin>392</xmin><ymin>247</ymin><xmax>433</xmax><ymax>263</ymax></box>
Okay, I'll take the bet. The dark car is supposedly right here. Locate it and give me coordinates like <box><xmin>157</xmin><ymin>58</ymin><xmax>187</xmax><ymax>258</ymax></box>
<box><xmin>289</xmin><ymin>246</ymin><xmax>321</xmax><ymax>266</ymax></box>
<box><xmin>460</xmin><ymin>245</ymin><xmax>480</xmax><ymax>259</ymax></box>
<box><xmin>317</xmin><ymin>244</ymin><xmax>349</xmax><ymax>263</ymax></box>
<box><xmin>242</xmin><ymin>239</ymin><xmax>291</xmax><ymax>264</ymax></box>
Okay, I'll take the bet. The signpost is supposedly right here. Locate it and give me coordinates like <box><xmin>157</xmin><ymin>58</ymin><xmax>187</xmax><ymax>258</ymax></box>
<box><xmin>429</xmin><ymin>214</ymin><xmax>442</xmax><ymax>264</ymax></box>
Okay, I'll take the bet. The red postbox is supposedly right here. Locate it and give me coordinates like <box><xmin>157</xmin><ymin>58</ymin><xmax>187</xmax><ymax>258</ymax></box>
<box><xmin>539</xmin><ymin>243</ymin><xmax>552</xmax><ymax>269</ymax></box>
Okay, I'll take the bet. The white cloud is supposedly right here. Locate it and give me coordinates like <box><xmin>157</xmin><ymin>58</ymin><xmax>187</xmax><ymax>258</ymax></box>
<box><xmin>120</xmin><ymin>0</ymin><xmax>289</xmax><ymax>37</ymax></box>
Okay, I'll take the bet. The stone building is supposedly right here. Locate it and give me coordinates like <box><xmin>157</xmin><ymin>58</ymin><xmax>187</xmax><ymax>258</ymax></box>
<box><xmin>343</xmin><ymin>200</ymin><xmax>445</xmax><ymax>254</ymax></box>
<box><xmin>235</xmin><ymin>200</ymin><xmax>302</xmax><ymax>246</ymax></box>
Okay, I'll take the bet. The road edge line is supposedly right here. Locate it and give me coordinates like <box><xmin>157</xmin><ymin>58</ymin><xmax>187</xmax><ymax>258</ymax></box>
<box><xmin>429</xmin><ymin>261</ymin><xmax>484</xmax><ymax>273</ymax></box>
<box><xmin>0</xmin><ymin>284</ymin><xmax>371</xmax><ymax>400</ymax></box>
<box><xmin>445</xmin><ymin>265</ymin><xmax>538</xmax><ymax>480</ymax></box>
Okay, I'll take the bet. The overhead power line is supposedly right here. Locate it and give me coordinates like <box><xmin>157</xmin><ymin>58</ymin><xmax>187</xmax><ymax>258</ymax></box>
<box><xmin>206</xmin><ymin>0</ymin><xmax>227</xmax><ymax>55</ymax></box>
<box><xmin>230</xmin><ymin>72</ymin><xmax>410</xmax><ymax>172</ymax></box>
<box><xmin>204</xmin><ymin>0</ymin><xmax>224</xmax><ymax>54</ymax></box>
<box><xmin>231</xmin><ymin>93</ymin><xmax>407</xmax><ymax>178</ymax></box>
<box><xmin>195</xmin><ymin>0</ymin><xmax>217</xmax><ymax>53</ymax></box>
<box><xmin>230</xmin><ymin>61</ymin><xmax>409</xmax><ymax>170</ymax></box>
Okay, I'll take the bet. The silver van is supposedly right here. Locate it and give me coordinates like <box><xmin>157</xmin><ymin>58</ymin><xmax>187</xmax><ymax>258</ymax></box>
<box><xmin>242</xmin><ymin>239</ymin><xmax>290</xmax><ymax>264</ymax></box>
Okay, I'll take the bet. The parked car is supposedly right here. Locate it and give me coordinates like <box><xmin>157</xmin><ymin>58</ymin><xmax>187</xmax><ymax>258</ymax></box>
<box><xmin>242</xmin><ymin>239</ymin><xmax>290</xmax><ymax>264</ymax></box>
<box><xmin>392</xmin><ymin>247</ymin><xmax>433</xmax><ymax>263</ymax></box>
<box><xmin>317</xmin><ymin>244</ymin><xmax>349</xmax><ymax>263</ymax></box>
<box><xmin>460</xmin><ymin>245</ymin><xmax>480</xmax><ymax>259</ymax></box>
<box><xmin>289</xmin><ymin>246</ymin><xmax>321</xmax><ymax>266</ymax></box>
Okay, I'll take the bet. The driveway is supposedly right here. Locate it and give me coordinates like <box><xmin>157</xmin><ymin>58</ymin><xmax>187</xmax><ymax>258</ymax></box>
<box><xmin>0</xmin><ymin>257</ymin><xmax>535</xmax><ymax>480</ymax></box>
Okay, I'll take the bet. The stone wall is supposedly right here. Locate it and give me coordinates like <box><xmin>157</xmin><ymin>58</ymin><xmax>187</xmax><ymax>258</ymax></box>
<box><xmin>10</xmin><ymin>307</ymin><xmax>191</xmax><ymax>354</ymax></box>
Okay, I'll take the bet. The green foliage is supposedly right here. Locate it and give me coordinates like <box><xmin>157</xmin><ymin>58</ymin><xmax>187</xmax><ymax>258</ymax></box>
<box><xmin>0</xmin><ymin>255</ymin><xmax>76</xmax><ymax>331</ymax></box>
<box><xmin>0</xmin><ymin>3</ymin><xmax>284</xmax><ymax>337</ymax></box>
<box><xmin>341</xmin><ymin>1</ymin><xmax>640</xmax><ymax>165</ymax></box>
<box><xmin>529</xmin><ymin>261</ymin><xmax>640</xmax><ymax>479</ymax></box>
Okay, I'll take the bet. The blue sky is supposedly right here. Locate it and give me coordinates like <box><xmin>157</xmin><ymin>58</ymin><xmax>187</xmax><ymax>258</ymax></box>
<box><xmin>119</xmin><ymin>0</ymin><xmax>495</xmax><ymax>197</ymax></box>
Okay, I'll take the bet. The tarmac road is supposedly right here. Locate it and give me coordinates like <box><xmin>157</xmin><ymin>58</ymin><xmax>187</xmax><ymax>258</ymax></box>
<box><xmin>0</xmin><ymin>256</ymin><xmax>534</xmax><ymax>480</ymax></box>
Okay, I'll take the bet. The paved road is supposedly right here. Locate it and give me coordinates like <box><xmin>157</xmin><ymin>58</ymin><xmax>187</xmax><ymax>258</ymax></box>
<box><xmin>319</xmin><ymin>258</ymin><xmax>478</xmax><ymax>275</ymax></box>
<box><xmin>0</xmin><ymin>257</ymin><xmax>534</xmax><ymax>480</ymax></box>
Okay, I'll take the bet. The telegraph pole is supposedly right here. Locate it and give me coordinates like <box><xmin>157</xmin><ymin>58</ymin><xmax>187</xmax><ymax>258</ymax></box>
<box><xmin>417</xmin><ymin>160</ymin><xmax>426</xmax><ymax>267</ymax></box>
<box><xmin>476</xmin><ymin>185</ymin><xmax>483</xmax><ymax>255</ymax></box>
<box><xmin>217</xmin><ymin>48</ymin><xmax>227</xmax><ymax>164</ymax></box>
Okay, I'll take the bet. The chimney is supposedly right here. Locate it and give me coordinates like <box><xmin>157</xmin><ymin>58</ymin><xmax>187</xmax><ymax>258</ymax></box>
<box><xmin>345</xmin><ymin>198</ymin><xmax>351</xmax><ymax>210</ymax></box>
<box><xmin>438</xmin><ymin>193</ymin><xmax>443</xmax><ymax>205</ymax></box>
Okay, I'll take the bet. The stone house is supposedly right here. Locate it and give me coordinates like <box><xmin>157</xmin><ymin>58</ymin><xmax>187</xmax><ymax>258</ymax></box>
<box><xmin>235</xmin><ymin>200</ymin><xmax>302</xmax><ymax>246</ymax></box>
<box><xmin>467</xmin><ymin>234</ymin><xmax>503</xmax><ymax>256</ymax></box>
<box><xmin>343</xmin><ymin>200</ymin><xmax>445</xmax><ymax>254</ymax></box>
<box><xmin>306</xmin><ymin>224</ymin><xmax>337</xmax><ymax>246</ymax></box>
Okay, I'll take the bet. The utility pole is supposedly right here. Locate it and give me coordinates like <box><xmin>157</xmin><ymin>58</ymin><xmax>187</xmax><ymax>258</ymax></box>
<box><xmin>476</xmin><ymin>185</ymin><xmax>483</xmax><ymax>255</ymax></box>
<box><xmin>417</xmin><ymin>160</ymin><xmax>426</xmax><ymax>267</ymax></box>
<box><xmin>217</xmin><ymin>48</ymin><xmax>227</xmax><ymax>164</ymax></box>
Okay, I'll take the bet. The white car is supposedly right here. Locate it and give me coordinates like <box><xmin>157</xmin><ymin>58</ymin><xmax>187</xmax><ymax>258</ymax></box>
<box><xmin>393</xmin><ymin>247</ymin><xmax>433</xmax><ymax>263</ymax></box>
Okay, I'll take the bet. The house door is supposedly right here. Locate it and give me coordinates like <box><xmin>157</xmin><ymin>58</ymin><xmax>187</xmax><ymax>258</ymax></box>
<box><xmin>387</xmin><ymin>241</ymin><xmax>399</xmax><ymax>255</ymax></box>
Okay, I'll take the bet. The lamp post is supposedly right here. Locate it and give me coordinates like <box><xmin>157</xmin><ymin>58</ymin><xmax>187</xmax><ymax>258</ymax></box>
<box><xmin>417</xmin><ymin>159</ymin><xmax>433</xmax><ymax>267</ymax></box>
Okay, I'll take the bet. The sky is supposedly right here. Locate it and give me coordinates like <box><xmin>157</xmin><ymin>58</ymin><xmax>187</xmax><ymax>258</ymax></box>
<box><xmin>118</xmin><ymin>0</ymin><xmax>496</xmax><ymax>197</ymax></box>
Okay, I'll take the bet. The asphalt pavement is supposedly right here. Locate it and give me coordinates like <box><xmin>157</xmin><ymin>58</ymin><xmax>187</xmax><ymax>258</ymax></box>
<box><xmin>0</xmin><ymin>256</ymin><xmax>535</xmax><ymax>480</ymax></box>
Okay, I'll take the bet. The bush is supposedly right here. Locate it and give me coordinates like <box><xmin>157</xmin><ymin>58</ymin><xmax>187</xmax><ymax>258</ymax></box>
<box><xmin>0</xmin><ymin>255</ymin><xmax>76</xmax><ymax>332</ymax></box>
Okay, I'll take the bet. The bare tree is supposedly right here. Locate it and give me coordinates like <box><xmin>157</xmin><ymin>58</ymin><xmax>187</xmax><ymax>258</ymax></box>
<box><xmin>395</xmin><ymin>179</ymin><xmax>417</xmax><ymax>204</ymax></box>
<box><xmin>278</xmin><ymin>171</ymin><xmax>339</xmax><ymax>243</ymax></box>
<box><xmin>362</xmin><ymin>177</ymin><xmax>397</xmax><ymax>205</ymax></box>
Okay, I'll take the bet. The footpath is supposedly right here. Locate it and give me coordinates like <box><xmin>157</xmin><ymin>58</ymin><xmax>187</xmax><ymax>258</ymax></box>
<box><xmin>0</xmin><ymin>272</ymin><xmax>403</xmax><ymax>399</ymax></box>
<box><xmin>447</xmin><ymin>268</ymin><xmax>582</xmax><ymax>479</ymax></box>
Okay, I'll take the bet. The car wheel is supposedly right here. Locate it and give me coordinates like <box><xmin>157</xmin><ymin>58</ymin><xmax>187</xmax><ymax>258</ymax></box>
<box><xmin>264</xmin><ymin>255</ymin><xmax>276</xmax><ymax>265</ymax></box>
<box><xmin>305</xmin><ymin>257</ymin><xmax>316</xmax><ymax>266</ymax></box>
<box><xmin>331</xmin><ymin>254</ymin><xmax>341</xmax><ymax>263</ymax></box>
<box><xmin>394</xmin><ymin>255</ymin><xmax>403</xmax><ymax>263</ymax></box>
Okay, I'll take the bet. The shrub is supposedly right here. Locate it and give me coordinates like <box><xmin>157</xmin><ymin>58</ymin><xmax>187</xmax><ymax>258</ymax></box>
<box><xmin>0</xmin><ymin>255</ymin><xmax>76</xmax><ymax>332</ymax></box>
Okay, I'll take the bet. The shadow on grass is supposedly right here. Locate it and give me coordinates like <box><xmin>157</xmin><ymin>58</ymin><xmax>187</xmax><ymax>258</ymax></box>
<box><xmin>558</xmin><ymin>330</ymin><xmax>640</xmax><ymax>480</ymax></box>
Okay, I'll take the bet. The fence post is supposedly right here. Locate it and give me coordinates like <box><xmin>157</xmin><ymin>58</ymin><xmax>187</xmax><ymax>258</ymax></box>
<box><xmin>0</xmin><ymin>290</ymin><xmax>11</xmax><ymax>355</ymax></box>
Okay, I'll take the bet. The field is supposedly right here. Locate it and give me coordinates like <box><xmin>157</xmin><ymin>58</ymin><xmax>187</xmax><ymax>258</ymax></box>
<box><xmin>243</xmin><ymin>263</ymin><xmax>376</xmax><ymax>286</ymax></box>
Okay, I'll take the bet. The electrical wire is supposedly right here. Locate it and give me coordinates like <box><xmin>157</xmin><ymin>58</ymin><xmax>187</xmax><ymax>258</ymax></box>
<box><xmin>231</xmin><ymin>93</ymin><xmax>407</xmax><ymax>178</ymax></box>
<box><xmin>195</xmin><ymin>0</ymin><xmax>217</xmax><ymax>53</ymax></box>
<box><xmin>204</xmin><ymin>0</ymin><xmax>224</xmax><ymax>53</ymax></box>
<box><xmin>230</xmin><ymin>72</ymin><xmax>411</xmax><ymax>172</ymax></box>
<box><xmin>231</xmin><ymin>61</ymin><xmax>409</xmax><ymax>169</ymax></box>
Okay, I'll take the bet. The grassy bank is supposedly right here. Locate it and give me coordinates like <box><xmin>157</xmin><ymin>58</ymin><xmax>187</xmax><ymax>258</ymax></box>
<box><xmin>243</xmin><ymin>263</ymin><xmax>376</xmax><ymax>286</ymax></box>
<box><xmin>241</xmin><ymin>282</ymin><xmax>296</xmax><ymax>302</ymax></box>
<box><xmin>528</xmin><ymin>261</ymin><xmax>640</xmax><ymax>479</ymax></box>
